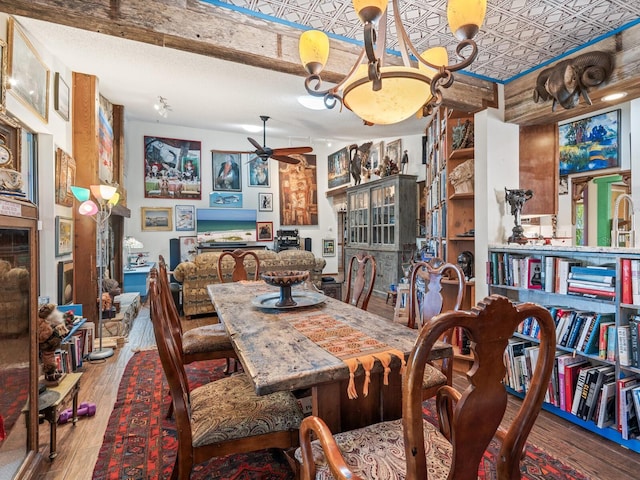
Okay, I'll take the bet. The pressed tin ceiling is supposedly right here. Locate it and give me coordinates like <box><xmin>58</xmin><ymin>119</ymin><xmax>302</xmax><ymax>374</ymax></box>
<box><xmin>208</xmin><ymin>0</ymin><xmax>640</xmax><ymax>83</ymax></box>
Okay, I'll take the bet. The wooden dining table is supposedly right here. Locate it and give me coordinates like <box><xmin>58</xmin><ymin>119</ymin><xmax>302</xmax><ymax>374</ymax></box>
<box><xmin>207</xmin><ymin>281</ymin><xmax>452</xmax><ymax>433</ymax></box>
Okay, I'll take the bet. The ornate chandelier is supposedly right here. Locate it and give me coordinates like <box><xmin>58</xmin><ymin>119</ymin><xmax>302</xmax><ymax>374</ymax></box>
<box><xmin>298</xmin><ymin>0</ymin><xmax>487</xmax><ymax>125</ymax></box>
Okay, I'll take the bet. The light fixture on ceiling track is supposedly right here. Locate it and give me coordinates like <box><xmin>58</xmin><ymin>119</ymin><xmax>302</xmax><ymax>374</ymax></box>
<box><xmin>298</xmin><ymin>0</ymin><xmax>487</xmax><ymax>125</ymax></box>
<box><xmin>154</xmin><ymin>96</ymin><xmax>171</xmax><ymax>118</ymax></box>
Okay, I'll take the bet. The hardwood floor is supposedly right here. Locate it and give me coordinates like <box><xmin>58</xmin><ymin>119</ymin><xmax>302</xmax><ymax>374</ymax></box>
<box><xmin>36</xmin><ymin>294</ymin><xmax>639</xmax><ymax>479</ymax></box>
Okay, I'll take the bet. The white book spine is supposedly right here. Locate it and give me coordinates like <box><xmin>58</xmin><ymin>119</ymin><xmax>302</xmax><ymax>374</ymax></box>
<box><xmin>618</xmin><ymin>325</ymin><xmax>631</xmax><ymax>366</ymax></box>
<box><xmin>632</xmin><ymin>259</ymin><xmax>640</xmax><ymax>305</ymax></box>
<box><xmin>544</xmin><ymin>256</ymin><xmax>556</xmax><ymax>292</ymax></box>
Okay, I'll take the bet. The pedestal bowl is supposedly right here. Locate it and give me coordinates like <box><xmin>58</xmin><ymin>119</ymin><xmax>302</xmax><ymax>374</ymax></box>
<box><xmin>261</xmin><ymin>270</ymin><xmax>309</xmax><ymax>307</ymax></box>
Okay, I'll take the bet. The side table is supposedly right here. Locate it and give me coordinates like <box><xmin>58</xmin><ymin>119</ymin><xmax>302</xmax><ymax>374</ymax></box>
<box><xmin>32</xmin><ymin>372</ymin><xmax>82</xmax><ymax>460</ymax></box>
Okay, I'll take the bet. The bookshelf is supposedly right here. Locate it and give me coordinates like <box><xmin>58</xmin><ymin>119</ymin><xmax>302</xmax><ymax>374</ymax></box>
<box><xmin>488</xmin><ymin>243</ymin><xmax>640</xmax><ymax>453</ymax></box>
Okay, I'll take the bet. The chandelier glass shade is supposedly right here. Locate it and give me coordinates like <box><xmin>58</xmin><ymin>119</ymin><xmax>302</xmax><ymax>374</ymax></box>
<box><xmin>298</xmin><ymin>0</ymin><xmax>487</xmax><ymax>125</ymax></box>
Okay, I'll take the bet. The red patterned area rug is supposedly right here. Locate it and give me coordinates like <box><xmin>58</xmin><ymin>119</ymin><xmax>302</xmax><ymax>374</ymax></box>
<box><xmin>0</xmin><ymin>365</ymin><xmax>29</xmax><ymax>445</ymax></box>
<box><xmin>92</xmin><ymin>350</ymin><xmax>589</xmax><ymax>480</ymax></box>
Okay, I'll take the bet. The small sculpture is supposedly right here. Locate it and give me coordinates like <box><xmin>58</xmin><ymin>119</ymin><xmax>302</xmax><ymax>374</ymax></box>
<box><xmin>451</xmin><ymin>119</ymin><xmax>474</xmax><ymax>150</ymax></box>
<box><xmin>457</xmin><ymin>250</ymin><xmax>474</xmax><ymax>280</ymax></box>
<box><xmin>449</xmin><ymin>159</ymin><xmax>474</xmax><ymax>194</ymax></box>
<box><xmin>401</xmin><ymin>150</ymin><xmax>409</xmax><ymax>174</ymax></box>
<box><xmin>0</xmin><ymin>167</ymin><xmax>24</xmax><ymax>192</ymax></box>
<box><xmin>38</xmin><ymin>303</ymin><xmax>69</xmax><ymax>385</ymax></box>
<box><xmin>505</xmin><ymin>188</ymin><xmax>534</xmax><ymax>244</ymax></box>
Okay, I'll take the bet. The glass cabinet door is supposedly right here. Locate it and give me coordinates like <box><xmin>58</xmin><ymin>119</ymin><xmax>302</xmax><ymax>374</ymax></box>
<box><xmin>371</xmin><ymin>184</ymin><xmax>395</xmax><ymax>246</ymax></box>
<box><xmin>348</xmin><ymin>191</ymin><xmax>369</xmax><ymax>245</ymax></box>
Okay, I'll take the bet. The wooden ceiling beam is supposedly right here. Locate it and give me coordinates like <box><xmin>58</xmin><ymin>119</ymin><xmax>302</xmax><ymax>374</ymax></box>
<box><xmin>0</xmin><ymin>0</ymin><xmax>496</xmax><ymax>113</ymax></box>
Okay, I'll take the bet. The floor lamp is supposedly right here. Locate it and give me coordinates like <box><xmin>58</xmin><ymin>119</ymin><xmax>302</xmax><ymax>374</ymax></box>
<box><xmin>71</xmin><ymin>184</ymin><xmax>120</xmax><ymax>360</ymax></box>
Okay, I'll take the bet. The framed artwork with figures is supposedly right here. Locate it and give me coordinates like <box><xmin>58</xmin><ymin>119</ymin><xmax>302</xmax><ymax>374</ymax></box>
<box><xmin>385</xmin><ymin>138</ymin><xmax>402</xmax><ymax>166</ymax></box>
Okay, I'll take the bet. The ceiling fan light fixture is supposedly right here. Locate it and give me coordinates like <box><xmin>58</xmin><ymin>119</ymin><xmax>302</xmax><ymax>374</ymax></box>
<box><xmin>242</xmin><ymin>124</ymin><xmax>263</xmax><ymax>133</ymax></box>
<box><xmin>298</xmin><ymin>0</ymin><xmax>484</xmax><ymax>125</ymax></box>
<box><xmin>602</xmin><ymin>92</ymin><xmax>627</xmax><ymax>102</ymax></box>
<box><xmin>298</xmin><ymin>95</ymin><xmax>327</xmax><ymax>110</ymax></box>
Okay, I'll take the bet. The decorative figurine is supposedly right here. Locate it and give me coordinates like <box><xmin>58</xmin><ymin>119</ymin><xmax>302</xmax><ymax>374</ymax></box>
<box><xmin>505</xmin><ymin>188</ymin><xmax>534</xmax><ymax>244</ymax></box>
<box><xmin>401</xmin><ymin>150</ymin><xmax>409</xmax><ymax>174</ymax></box>
<box><xmin>37</xmin><ymin>304</ymin><xmax>69</xmax><ymax>385</ymax></box>
<box><xmin>457</xmin><ymin>250</ymin><xmax>474</xmax><ymax>280</ymax></box>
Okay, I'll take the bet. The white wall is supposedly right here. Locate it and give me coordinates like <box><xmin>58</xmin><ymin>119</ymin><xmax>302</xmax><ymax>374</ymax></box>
<box><xmin>124</xmin><ymin>119</ymin><xmax>426</xmax><ymax>274</ymax></box>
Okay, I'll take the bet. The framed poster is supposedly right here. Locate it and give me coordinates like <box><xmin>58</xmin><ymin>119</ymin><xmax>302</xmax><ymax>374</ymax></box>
<box><xmin>559</xmin><ymin>109</ymin><xmax>620</xmax><ymax>176</ymax></box>
<box><xmin>145</xmin><ymin>136</ymin><xmax>202</xmax><ymax>199</ymax></box>
<box><xmin>54</xmin><ymin>72</ymin><xmax>69</xmax><ymax>121</ymax></box>
<box><xmin>57</xmin><ymin>260</ymin><xmax>74</xmax><ymax>305</ymax></box>
<box><xmin>55</xmin><ymin>148</ymin><xmax>75</xmax><ymax>206</ymax></box>
<box><xmin>322</xmin><ymin>238</ymin><xmax>336</xmax><ymax>257</ymax></box>
<box><xmin>279</xmin><ymin>154</ymin><xmax>318</xmax><ymax>226</ymax></box>
<box><xmin>141</xmin><ymin>207</ymin><xmax>173</xmax><ymax>231</ymax></box>
<box><xmin>369</xmin><ymin>141</ymin><xmax>384</xmax><ymax>171</ymax></box>
<box><xmin>258</xmin><ymin>192</ymin><xmax>273</xmax><ymax>212</ymax></box>
<box><xmin>175</xmin><ymin>205</ymin><xmax>195</xmax><ymax>231</ymax></box>
<box><xmin>248</xmin><ymin>156</ymin><xmax>270</xmax><ymax>186</ymax></box>
<box><xmin>212</xmin><ymin>151</ymin><xmax>242</xmax><ymax>191</ymax></box>
<box><xmin>55</xmin><ymin>216</ymin><xmax>73</xmax><ymax>257</ymax></box>
<box><xmin>179</xmin><ymin>236</ymin><xmax>197</xmax><ymax>263</ymax></box>
<box><xmin>7</xmin><ymin>18</ymin><xmax>49</xmax><ymax>123</ymax></box>
<box><xmin>327</xmin><ymin>146</ymin><xmax>350</xmax><ymax>189</ymax></box>
<box><xmin>256</xmin><ymin>221</ymin><xmax>274</xmax><ymax>241</ymax></box>
<box><xmin>386</xmin><ymin>138</ymin><xmax>402</xmax><ymax>166</ymax></box>
<box><xmin>210</xmin><ymin>192</ymin><xmax>242</xmax><ymax>207</ymax></box>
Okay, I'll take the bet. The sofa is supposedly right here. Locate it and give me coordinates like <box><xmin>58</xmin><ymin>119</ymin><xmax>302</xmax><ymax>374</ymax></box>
<box><xmin>173</xmin><ymin>249</ymin><xmax>326</xmax><ymax>318</ymax></box>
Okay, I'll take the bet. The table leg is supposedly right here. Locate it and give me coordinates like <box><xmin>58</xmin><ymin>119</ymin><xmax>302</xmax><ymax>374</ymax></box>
<box><xmin>72</xmin><ymin>387</ymin><xmax>79</xmax><ymax>425</ymax></box>
<box><xmin>312</xmin><ymin>383</ymin><xmax>341</xmax><ymax>433</ymax></box>
<box><xmin>49</xmin><ymin>410</ymin><xmax>57</xmax><ymax>460</ymax></box>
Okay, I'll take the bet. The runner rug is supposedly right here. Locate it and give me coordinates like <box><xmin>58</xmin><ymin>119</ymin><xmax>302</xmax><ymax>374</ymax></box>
<box><xmin>92</xmin><ymin>350</ymin><xmax>589</xmax><ymax>480</ymax></box>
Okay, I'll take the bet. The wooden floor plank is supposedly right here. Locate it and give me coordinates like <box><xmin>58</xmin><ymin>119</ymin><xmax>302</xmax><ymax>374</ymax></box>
<box><xmin>35</xmin><ymin>295</ymin><xmax>640</xmax><ymax>480</ymax></box>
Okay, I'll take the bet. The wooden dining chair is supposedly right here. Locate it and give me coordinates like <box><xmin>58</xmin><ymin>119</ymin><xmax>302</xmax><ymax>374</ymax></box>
<box><xmin>343</xmin><ymin>252</ymin><xmax>377</xmax><ymax>311</ymax></box>
<box><xmin>408</xmin><ymin>260</ymin><xmax>464</xmax><ymax>400</ymax></box>
<box><xmin>148</xmin><ymin>276</ymin><xmax>304</xmax><ymax>480</ymax></box>
<box><xmin>156</xmin><ymin>257</ymin><xmax>238</xmax><ymax>417</ymax></box>
<box><xmin>296</xmin><ymin>294</ymin><xmax>556</xmax><ymax>480</ymax></box>
<box><xmin>217</xmin><ymin>249</ymin><xmax>261</xmax><ymax>283</ymax></box>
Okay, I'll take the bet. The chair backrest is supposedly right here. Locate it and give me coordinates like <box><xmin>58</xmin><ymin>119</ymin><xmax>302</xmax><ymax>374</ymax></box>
<box><xmin>343</xmin><ymin>253</ymin><xmax>376</xmax><ymax>311</ymax></box>
<box><xmin>217</xmin><ymin>249</ymin><xmax>261</xmax><ymax>283</ymax></box>
<box><xmin>156</xmin><ymin>257</ymin><xmax>186</xmax><ymax>351</ymax></box>
<box><xmin>407</xmin><ymin>260</ymin><xmax>464</xmax><ymax>330</ymax></box>
<box><xmin>148</xmin><ymin>274</ymin><xmax>195</xmax><ymax>464</ymax></box>
<box><xmin>402</xmin><ymin>294</ymin><xmax>556</xmax><ymax>479</ymax></box>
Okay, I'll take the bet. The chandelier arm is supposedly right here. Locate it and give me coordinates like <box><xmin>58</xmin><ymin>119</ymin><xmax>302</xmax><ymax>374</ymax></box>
<box><xmin>303</xmin><ymin>46</ymin><xmax>367</xmax><ymax>99</ymax></box>
<box><xmin>374</xmin><ymin>8</ymin><xmax>388</xmax><ymax>65</ymax></box>
<box><xmin>392</xmin><ymin>0</ymin><xmax>413</xmax><ymax>67</ymax></box>
<box><xmin>364</xmin><ymin>23</ymin><xmax>377</xmax><ymax>65</ymax></box>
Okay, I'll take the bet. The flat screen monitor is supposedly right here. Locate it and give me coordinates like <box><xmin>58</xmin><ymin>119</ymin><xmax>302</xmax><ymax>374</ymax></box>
<box><xmin>196</xmin><ymin>208</ymin><xmax>257</xmax><ymax>244</ymax></box>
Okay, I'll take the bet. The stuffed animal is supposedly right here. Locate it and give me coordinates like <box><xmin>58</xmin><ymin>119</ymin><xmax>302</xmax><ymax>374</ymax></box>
<box><xmin>37</xmin><ymin>303</ymin><xmax>69</xmax><ymax>385</ymax></box>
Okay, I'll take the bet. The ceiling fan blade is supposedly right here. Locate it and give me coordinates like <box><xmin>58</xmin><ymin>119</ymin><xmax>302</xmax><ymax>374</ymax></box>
<box><xmin>247</xmin><ymin>137</ymin><xmax>264</xmax><ymax>151</ymax></box>
<box><xmin>271</xmin><ymin>154</ymin><xmax>300</xmax><ymax>164</ymax></box>
<box><xmin>211</xmin><ymin>149</ymin><xmax>255</xmax><ymax>154</ymax></box>
<box><xmin>272</xmin><ymin>146</ymin><xmax>313</xmax><ymax>155</ymax></box>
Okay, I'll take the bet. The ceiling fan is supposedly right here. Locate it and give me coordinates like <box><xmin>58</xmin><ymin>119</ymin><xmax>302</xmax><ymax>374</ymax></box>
<box><xmin>215</xmin><ymin>115</ymin><xmax>313</xmax><ymax>164</ymax></box>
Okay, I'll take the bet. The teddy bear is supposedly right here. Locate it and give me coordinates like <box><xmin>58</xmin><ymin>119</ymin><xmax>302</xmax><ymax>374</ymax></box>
<box><xmin>37</xmin><ymin>303</ymin><xmax>69</xmax><ymax>385</ymax></box>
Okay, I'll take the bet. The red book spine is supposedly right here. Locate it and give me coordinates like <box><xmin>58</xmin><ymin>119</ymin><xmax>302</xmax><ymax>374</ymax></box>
<box><xmin>567</xmin><ymin>285</ymin><xmax>616</xmax><ymax>297</ymax></box>
<box><xmin>622</xmin><ymin>258</ymin><xmax>632</xmax><ymax>304</ymax></box>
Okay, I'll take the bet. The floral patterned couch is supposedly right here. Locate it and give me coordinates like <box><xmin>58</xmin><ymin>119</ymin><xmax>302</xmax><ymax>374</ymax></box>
<box><xmin>173</xmin><ymin>249</ymin><xmax>326</xmax><ymax>318</ymax></box>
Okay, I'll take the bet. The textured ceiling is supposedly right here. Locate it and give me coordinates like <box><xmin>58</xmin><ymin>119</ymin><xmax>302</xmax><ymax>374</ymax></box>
<box><xmin>211</xmin><ymin>0</ymin><xmax>640</xmax><ymax>82</ymax></box>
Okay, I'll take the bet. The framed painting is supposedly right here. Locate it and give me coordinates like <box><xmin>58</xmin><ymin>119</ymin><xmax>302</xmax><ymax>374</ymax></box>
<box><xmin>248</xmin><ymin>156</ymin><xmax>270</xmax><ymax>187</ymax></box>
<box><xmin>54</xmin><ymin>72</ymin><xmax>69</xmax><ymax>121</ymax></box>
<box><xmin>179</xmin><ymin>236</ymin><xmax>198</xmax><ymax>263</ymax></box>
<box><xmin>0</xmin><ymin>39</ymin><xmax>6</xmax><ymax>113</ymax></box>
<box><xmin>175</xmin><ymin>205</ymin><xmax>195</xmax><ymax>231</ymax></box>
<box><xmin>141</xmin><ymin>207</ymin><xmax>173</xmax><ymax>231</ymax></box>
<box><xmin>258</xmin><ymin>192</ymin><xmax>273</xmax><ymax>212</ymax></box>
<box><xmin>327</xmin><ymin>146</ymin><xmax>350</xmax><ymax>189</ymax></box>
<box><xmin>256</xmin><ymin>221</ymin><xmax>274</xmax><ymax>242</ymax></box>
<box><xmin>279</xmin><ymin>154</ymin><xmax>318</xmax><ymax>226</ymax></box>
<box><xmin>55</xmin><ymin>147</ymin><xmax>75</xmax><ymax>206</ymax></box>
<box><xmin>212</xmin><ymin>151</ymin><xmax>242</xmax><ymax>191</ymax></box>
<box><xmin>369</xmin><ymin>141</ymin><xmax>384</xmax><ymax>171</ymax></box>
<box><xmin>144</xmin><ymin>136</ymin><xmax>202</xmax><ymax>199</ymax></box>
<box><xmin>210</xmin><ymin>192</ymin><xmax>243</xmax><ymax>208</ymax></box>
<box><xmin>8</xmin><ymin>18</ymin><xmax>49</xmax><ymax>123</ymax></box>
<box><xmin>559</xmin><ymin>109</ymin><xmax>620</xmax><ymax>176</ymax></box>
<box><xmin>57</xmin><ymin>260</ymin><xmax>74</xmax><ymax>305</ymax></box>
<box><xmin>55</xmin><ymin>216</ymin><xmax>73</xmax><ymax>257</ymax></box>
<box><xmin>322</xmin><ymin>238</ymin><xmax>336</xmax><ymax>257</ymax></box>
<box><xmin>386</xmin><ymin>138</ymin><xmax>402</xmax><ymax>166</ymax></box>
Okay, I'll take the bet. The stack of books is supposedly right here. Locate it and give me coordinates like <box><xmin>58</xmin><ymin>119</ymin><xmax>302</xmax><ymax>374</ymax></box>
<box><xmin>567</xmin><ymin>265</ymin><xmax>616</xmax><ymax>301</ymax></box>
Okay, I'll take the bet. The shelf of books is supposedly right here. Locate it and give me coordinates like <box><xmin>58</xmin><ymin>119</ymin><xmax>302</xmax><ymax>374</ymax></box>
<box><xmin>55</xmin><ymin>318</ymin><xmax>94</xmax><ymax>374</ymax></box>
<box><xmin>488</xmin><ymin>244</ymin><xmax>640</xmax><ymax>453</ymax></box>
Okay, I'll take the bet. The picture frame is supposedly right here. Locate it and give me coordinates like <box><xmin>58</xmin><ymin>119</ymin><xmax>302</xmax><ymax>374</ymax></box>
<box><xmin>210</xmin><ymin>192</ymin><xmax>243</xmax><ymax>208</ymax></box>
<box><xmin>0</xmin><ymin>39</ymin><xmax>7</xmax><ymax>113</ymax></box>
<box><xmin>175</xmin><ymin>205</ymin><xmax>195</xmax><ymax>231</ymax></box>
<box><xmin>57</xmin><ymin>260</ymin><xmax>74</xmax><ymax>305</ymax></box>
<box><xmin>7</xmin><ymin>18</ymin><xmax>49</xmax><ymax>123</ymax></box>
<box><xmin>327</xmin><ymin>146</ymin><xmax>350</xmax><ymax>189</ymax></box>
<box><xmin>55</xmin><ymin>216</ymin><xmax>73</xmax><ymax>257</ymax></box>
<box><xmin>559</xmin><ymin>109</ymin><xmax>620</xmax><ymax>176</ymax></box>
<box><xmin>55</xmin><ymin>147</ymin><xmax>75</xmax><ymax>206</ymax></box>
<box><xmin>279</xmin><ymin>154</ymin><xmax>318</xmax><ymax>226</ymax></box>
<box><xmin>141</xmin><ymin>206</ymin><xmax>173</xmax><ymax>231</ymax></box>
<box><xmin>248</xmin><ymin>156</ymin><xmax>270</xmax><ymax>187</ymax></box>
<box><xmin>322</xmin><ymin>238</ymin><xmax>336</xmax><ymax>257</ymax></box>
<box><xmin>212</xmin><ymin>151</ymin><xmax>242</xmax><ymax>192</ymax></box>
<box><xmin>258</xmin><ymin>192</ymin><xmax>273</xmax><ymax>212</ymax></box>
<box><xmin>256</xmin><ymin>221</ymin><xmax>274</xmax><ymax>242</ymax></box>
<box><xmin>54</xmin><ymin>72</ymin><xmax>69</xmax><ymax>121</ymax></box>
<box><xmin>179</xmin><ymin>236</ymin><xmax>198</xmax><ymax>263</ymax></box>
<box><xmin>386</xmin><ymin>138</ymin><xmax>402</xmax><ymax>166</ymax></box>
<box><xmin>144</xmin><ymin>136</ymin><xmax>202</xmax><ymax>199</ymax></box>
<box><xmin>369</xmin><ymin>141</ymin><xmax>384</xmax><ymax>171</ymax></box>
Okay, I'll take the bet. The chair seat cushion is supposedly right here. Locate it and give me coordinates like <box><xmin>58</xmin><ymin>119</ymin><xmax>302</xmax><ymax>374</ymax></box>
<box><xmin>423</xmin><ymin>364</ymin><xmax>447</xmax><ymax>389</ymax></box>
<box><xmin>182</xmin><ymin>323</ymin><xmax>233</xmax><ymax>354</ymax></box>
<box><xmin>190</xmin><ymin>373</ymin><xmax>304</xmax><ymax>447</ymax></box>
<box><xmin>294</xmin><ymin>418</ymin><xmax>453</xmax><ymax>480</ymax></box>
